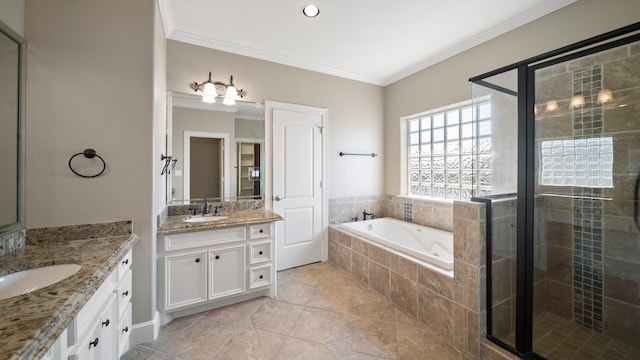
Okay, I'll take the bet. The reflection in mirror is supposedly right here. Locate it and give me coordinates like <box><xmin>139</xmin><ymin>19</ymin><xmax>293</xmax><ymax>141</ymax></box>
<box><xmin>166</xmin><ymin>92</ymin><xmax>264</xmax><ymax>205</ymax></box>
<box><xmin>0</xmin><ymin>22</ymin><xmax>24</xmax><ymax>235</ymax></box>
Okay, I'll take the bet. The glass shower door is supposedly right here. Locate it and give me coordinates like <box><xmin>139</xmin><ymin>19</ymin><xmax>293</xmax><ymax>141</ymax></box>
<box><xmin>532</xmin><ymin>39</ymin><xmax>640</xmax><ymax>359</ymax></box>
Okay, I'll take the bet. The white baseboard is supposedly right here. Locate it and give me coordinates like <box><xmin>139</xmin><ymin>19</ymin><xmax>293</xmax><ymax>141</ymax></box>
<box><xmin>130</xmin><ymin>310</ymin><xmax>160</xmax><ymax>346</ymax></box>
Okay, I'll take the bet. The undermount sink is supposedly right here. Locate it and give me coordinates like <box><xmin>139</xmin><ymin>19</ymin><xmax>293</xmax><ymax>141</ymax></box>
<box><xmin>183</xmin><ymin>215</ymin><xmax>229</xmax><ymax>223</ymax></box>
<box><xmin>0</xmin><ymin>264</ymin><xmax>81</xmax><ymax>300</ymax></box>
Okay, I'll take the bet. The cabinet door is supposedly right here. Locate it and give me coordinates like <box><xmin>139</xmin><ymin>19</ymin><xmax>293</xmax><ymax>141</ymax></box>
<box><xmin>97</xmin><ymin>294</ymin><xmax>117</xmax><ymax>360</ymax></box>
<box><xmin>68</xmin><ymin>324</ymin><xmax>99</xmax><ymax>360</ymax></box>
<box><xmin>165</xmin><ymin>251</ymin><xmax>207</xmax><ymax>310</ymax></box>
<box><xmin>209</xmin><ymin>245</ymin><xmax>245</xmax><ymax>299</ymax></box>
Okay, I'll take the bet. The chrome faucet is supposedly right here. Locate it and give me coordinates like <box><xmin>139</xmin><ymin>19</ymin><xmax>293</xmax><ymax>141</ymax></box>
<box><xmin>363</xmin><ymin>210</ymin><xmax>375</xmax><ymax>220</ymax></box>
<box><xmin>213</xmin><ymin>205</ymin><xmax>224</xmax><ymax>214</ymax></box>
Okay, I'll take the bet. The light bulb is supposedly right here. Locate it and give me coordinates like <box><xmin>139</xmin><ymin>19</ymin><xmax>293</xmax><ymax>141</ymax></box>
<box><xmin>202</xmin><ymin>95</ymin><xmax>216</xmax><ymax>104</ymax></box>
<box><xmin>546</xmin><ymin>100</ymin><xmax>558</xmax><ymax>112</ymax></box>
<box><xmin>203</xmin><ymin>82</ymin><xmax>216</xmax><ymax>96</ymax></box>
<box><xmin>597</xmin><ymin>89</ymin><xmax>613</xmax><ymax>103</ymax></box>
<box><xmin>225</xmin><ymin>85</ymin><xmax>238</xmax><ymax>100</ymax></box>
<box><xmin>570</xmin><ymin>94</ymin><xmax>585</xmax><ymax>108</ymax></box>
<box><xmin>223</xmin><ymin>97</ymin><xmax>236</xmax><ymax>106</ymax></box>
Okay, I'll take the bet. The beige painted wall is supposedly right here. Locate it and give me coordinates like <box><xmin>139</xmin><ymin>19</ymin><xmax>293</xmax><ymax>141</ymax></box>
<box><xmin>0</xmin><ymin>0</ymin><xmax>24</xmax><ymax>36</ymax></box>
<box><xmin>384</xmin><ymin>0</ymin><xmax>640</xmax><ymax>195</ymax></box>
<box><xmin>24</xmin><ymin>0</ymin><xmax>159</xmax><ymax>326</ymax></box>
<box><xmin>167</xmin><ymin>40</ymin><xmax>386</xmax><ymax>199</ymax></box>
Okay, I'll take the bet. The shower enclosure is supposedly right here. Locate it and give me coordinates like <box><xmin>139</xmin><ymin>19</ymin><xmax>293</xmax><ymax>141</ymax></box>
<box><xmin>471</xmin><ymin>23</ymin><xmax>640</xmax><ymax>359</ymax></box>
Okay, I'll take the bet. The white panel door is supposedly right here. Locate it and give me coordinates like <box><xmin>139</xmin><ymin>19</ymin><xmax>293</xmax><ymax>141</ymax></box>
<box><xmin>271</xmin><ymin>104</ymin><xmax>325</xmax><ymax>270</ymax></box>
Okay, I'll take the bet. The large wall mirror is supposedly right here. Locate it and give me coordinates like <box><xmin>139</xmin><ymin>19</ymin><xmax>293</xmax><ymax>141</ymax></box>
<box><xmin>0</xmin><ymin>20</ymin><xmax>25</xmax><ymax>235</ymax></box>
<box><xmin>166</xmin><ymin>92</ymin><xmax>264</xmax><ymax>204</ymax></box>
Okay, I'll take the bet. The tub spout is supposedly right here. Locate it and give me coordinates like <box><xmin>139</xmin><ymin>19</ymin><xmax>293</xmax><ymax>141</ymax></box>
<box><xmin>363</xmin><ymin>210</ymin><xmax>375</xmax><ymax>220</ymax></box>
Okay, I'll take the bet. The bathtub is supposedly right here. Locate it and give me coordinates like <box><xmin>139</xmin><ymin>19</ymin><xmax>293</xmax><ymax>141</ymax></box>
<box><xmin>340</xmin><ymin>217</ymin><xmax>454</xmax><ymax>272</ymax></box>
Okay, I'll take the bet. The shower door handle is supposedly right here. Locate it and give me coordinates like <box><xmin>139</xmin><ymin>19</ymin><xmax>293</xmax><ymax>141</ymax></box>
<box><xmin>634</xmin><ymin>173</ymin><xmax>640</xmax><ymax>231</ymax></box>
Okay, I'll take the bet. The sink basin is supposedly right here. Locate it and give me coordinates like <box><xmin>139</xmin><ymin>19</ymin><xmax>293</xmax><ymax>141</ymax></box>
<box><xmin>0</xmin><ymin>264</ymin><xmax>81</xmax><ymax>300</ymax></box>
<box><xmin>183</xmin><ymin>215</ymin><xmax>229</xmax><ymax>223</ymax></box>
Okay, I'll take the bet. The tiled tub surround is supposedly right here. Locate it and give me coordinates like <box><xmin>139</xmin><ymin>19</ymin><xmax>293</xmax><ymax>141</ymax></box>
<box><xmin>0</xmin><ymin>221</ymin><xmax>138</xmax><ymax>360</ymax></box>
<box><xmin>329</xmin><ymin>195</ymin><xmax>386</xmax><ymax>224</ymax></box>
<box><xmin>329</xmin><ymin>195</ymin><xmax>454</xmax><ymax>233</ymax></box>
<box><xmin>329</xmin><ymin>200</ymin><xmax>486</xmax><ymax>359</ymax></box>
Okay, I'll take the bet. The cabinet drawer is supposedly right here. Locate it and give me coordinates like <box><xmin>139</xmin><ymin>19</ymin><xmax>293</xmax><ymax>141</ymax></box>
<box><xmin>117</xmin><ymin>249</ymin><xmax>132</xmax><ymax>282</ymax></box>
<box><xmin>249</xmin><ymin>223</ymin><xmax>271</xmax><ymax>239</ymax></box>
<box><xmin>164</xmin><ymin>227</ymin><xmax>246</xmax><ymax>251</ymax></box>
<box><xmin>248</xmin><ymin>241</ymin><xmax>272</xmax><ymax>264</ymax></box>
<box><xmin>249</xmin><ymin>265</ymin><xmax>272</xmax><ymax>289</ymax></box>
<box><xmin>117</xmin><ymin>302</ymin><xmax>132</xmax><ymax>357</ymax></box>
<box><xmin>116</xmin><ymin>270</ymin><xmax>132</xmax><ymax>318</ymax></box>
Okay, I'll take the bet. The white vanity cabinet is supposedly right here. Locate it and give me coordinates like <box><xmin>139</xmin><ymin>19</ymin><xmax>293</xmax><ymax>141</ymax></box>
<box><xmin>159</xmin><ymin>222</ymin><xmax>275</xmax><ymax>315</ymax></box>
<box><xmin>65</xmin><ymin>249</ymin><xmax>133</xmax><ymax>360</ymax></box>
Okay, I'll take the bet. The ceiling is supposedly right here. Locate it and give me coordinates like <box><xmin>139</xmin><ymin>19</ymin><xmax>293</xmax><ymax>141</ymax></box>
<box><xmin>159</xmin><ymin>0</ymin><xmax>575</xmax><ymax>86</ymax></box>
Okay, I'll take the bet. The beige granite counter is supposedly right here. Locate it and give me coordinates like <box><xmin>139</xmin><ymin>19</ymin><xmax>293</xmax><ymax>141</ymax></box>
<box><xmin>0</xmin><ymin>222</ymin><xmax>138</xmax><ymax>360</ymax></box>
<box><xmin>158</xmin><ymin>208</ymin><xmax>283</xmax><ymax>234</ymax></box>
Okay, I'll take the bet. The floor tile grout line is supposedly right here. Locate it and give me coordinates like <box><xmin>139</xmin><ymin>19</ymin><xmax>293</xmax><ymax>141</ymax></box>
<box><xmin>154</xmin><ymin>311</ymin><xmax>207</xmax><ymax>353</ymax></box>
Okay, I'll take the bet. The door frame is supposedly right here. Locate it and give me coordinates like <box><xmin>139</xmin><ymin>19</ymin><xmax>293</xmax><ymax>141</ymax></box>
<box><xmin>183</xmin><ymin>131</ymin><xmax>230</xmax><ymax>200</ymax></box>
<box><xmin>264</xmin><ymin>100</ymin><xmax>329</xmax><ymax>263</ymax></box>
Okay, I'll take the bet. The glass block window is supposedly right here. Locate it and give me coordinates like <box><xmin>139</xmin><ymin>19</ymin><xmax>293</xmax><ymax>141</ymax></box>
<box><xmin>408</xmin><ymin>101</ymin><xmax>492</xmax><ymax>200</ymax></box>
<box><xmin>539</xmin><ymin>137</ymin><xmax>613</xmax><ymax>188</ymax></box>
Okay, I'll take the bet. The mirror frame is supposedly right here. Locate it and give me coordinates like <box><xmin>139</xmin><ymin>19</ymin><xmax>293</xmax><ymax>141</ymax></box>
<box><xmin>165</xmin><ymin>91</ymin><xmax>265</xmax><ymax>205</ymax></box>
<box><xmin>0</xmin><ymin>20</ymin><xmax>26</xmax><ymax>236</ymax></box>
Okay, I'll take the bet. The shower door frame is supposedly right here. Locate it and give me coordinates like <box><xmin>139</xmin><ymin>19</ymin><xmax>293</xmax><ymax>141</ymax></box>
<box><xmin>470</xmin><ymin>22</ymin><xmax>640</xmax><ymax>359</ymax></box>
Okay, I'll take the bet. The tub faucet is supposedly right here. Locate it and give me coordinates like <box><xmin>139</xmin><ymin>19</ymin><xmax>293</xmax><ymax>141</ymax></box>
<box><xmin>363</xmin><ymin>210</ymin><xmax>375</xmax><ymax>220</ymax></box>
<box><xmin>213</xmin><ymin>205</ymin><xmax>224</xmax><ymax>214</ymax></box>
<box><xmin>204</xmin><ymin>199</ymin><xmax>210</xmax><ymax>215</ymax></box>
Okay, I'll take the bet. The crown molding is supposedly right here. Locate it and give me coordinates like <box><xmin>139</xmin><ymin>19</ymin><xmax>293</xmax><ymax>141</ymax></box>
<box><xmin>167</xmin><ymin>29</ymin><xmax>388</xmax><ymax>86</ymax></box>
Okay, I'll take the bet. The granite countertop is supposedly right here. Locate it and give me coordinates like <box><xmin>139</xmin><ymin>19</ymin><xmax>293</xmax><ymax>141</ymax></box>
<box><xmin>0</xmin><ymin>224</ymin><xmax>138</xmax><ymax>360</ymax></box>
<box><xmin>158</xmin><ymin>208</ymin><xmax>283</xmax><ymax>234</ymax></box>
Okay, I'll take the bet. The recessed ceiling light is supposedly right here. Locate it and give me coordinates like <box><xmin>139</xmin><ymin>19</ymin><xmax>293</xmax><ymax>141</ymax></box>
<box><xmin>302</xmin><ymin>4</ymin><xmax>320</xmax><ymax>18</ymax></box>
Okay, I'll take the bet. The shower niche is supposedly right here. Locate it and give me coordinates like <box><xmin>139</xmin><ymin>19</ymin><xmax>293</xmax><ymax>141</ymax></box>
<box><xmin>471</xmin><ymin>23</ymin><xmax>640</xmax><ymax>359</ymax></box>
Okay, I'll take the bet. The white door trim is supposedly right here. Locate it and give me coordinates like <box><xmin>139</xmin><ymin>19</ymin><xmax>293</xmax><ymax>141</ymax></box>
<box><xmin>183</xmin><ymin>131</ymin><xmax>230</xmax><ymax>200</ymax></box>
<box><xmin>265</xmin><ymin>100</ymin><xmax>328</xmax><ymax>264</ymax></box>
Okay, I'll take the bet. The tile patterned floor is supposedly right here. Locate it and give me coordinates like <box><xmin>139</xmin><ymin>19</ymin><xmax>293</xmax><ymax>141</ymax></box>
<box><xmin>531</xmin><ymin>312</ymin><xmax>640</xmax><ymax>360</ymax></box>
<box><xmin>121</xmin><ymin>261</ymin><xmax>467</xmax><ymax>359</ymax></box>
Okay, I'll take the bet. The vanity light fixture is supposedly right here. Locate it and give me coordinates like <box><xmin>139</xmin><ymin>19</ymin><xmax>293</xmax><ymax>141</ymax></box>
<box><xmin>302</xmin><ymin>4</ymin><xmax>320</xmax><ymax>17</ymax></box>
<box><xmin>191</xmin><ymin>72</ymin><xmax>247</xmax><ymax>104</ymax></box>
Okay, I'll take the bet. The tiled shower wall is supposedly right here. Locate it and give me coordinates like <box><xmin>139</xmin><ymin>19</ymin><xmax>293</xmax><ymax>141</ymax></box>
<box><xmin>328</xmin><ymin>200</ymin><xmax>486</xmax><ymax>358</ymax></box>
<box><xmin>534</xmin><ymin>42</ymin><xmax>640</xmax><ymax>345</ymax></box>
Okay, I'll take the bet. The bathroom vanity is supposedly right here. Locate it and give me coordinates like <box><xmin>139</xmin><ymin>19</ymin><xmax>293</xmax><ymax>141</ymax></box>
<box><xmin>0</xmin><ymin>222</ymin><xmax>137</xmax><ymax>360</ymax></box>
<box><xmin>157</xmin><ymin>208</ymin><xmax>281</xmax><ymax>321</ymax></box>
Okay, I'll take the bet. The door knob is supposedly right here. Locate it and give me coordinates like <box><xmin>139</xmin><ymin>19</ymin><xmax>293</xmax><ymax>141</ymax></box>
<box><xmin>274</xmin><ymin>195</ymin><xmax>282</xmax><ymax>201</ymax></box>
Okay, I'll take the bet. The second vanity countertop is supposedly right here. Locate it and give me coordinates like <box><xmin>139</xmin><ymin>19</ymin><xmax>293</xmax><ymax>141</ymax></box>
<box><xmin>158</xmin><ymin>208</ymin><xmax>283</xmax><ymax>234</ymax></box>
<box><xmin>0</xmin><ymin>224</ymin><xmax>138</xmax><ymax>360</ymax></box>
